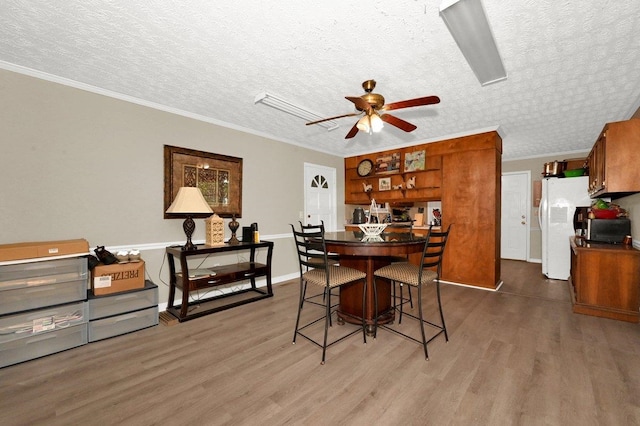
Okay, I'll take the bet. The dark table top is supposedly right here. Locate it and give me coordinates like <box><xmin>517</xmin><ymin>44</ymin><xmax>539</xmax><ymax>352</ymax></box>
<box><xmin>322</xmin><ymin>232</ymin><xmax>428</xmax><ymax>258</ymax></box>
<box><xmin>324</xmin><ymin>231</ymin><xmax>426</xmax><ymax>245</ymax></box>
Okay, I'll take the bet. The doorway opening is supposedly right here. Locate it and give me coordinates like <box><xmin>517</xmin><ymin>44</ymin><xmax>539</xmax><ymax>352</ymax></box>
<box><xmin>303</xmin><ymin>163</ymin><xmax>337</xmax><ymax>231</ymax></box>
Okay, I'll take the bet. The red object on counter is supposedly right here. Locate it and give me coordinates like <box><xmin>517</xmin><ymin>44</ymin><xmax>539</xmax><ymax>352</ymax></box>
<box><xmin>591</xmin><ymin>208</ymin><xmax>618</xmax><ymax>219</ymax></box>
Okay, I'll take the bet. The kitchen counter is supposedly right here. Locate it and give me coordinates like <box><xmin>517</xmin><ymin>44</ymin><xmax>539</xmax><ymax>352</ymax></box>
<box><xmin>569</xmin><ymin>236</ymin><xmax>639</xmax><ymax>322</ymax></box>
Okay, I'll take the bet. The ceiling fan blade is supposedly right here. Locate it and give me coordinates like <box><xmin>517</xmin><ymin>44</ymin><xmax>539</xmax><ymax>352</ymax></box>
<box><xmin>345</xmin><ymin>96</ymin><xmax>372</xmax><ymax>113</ymax></box>
<box><xmin>306</xmin><ymin>112</ymin><xmax>361</xmax><ymax>126</ymax></box>
<box><xmin>380</xmin><ymin>113</ymin><xmax>417</xmax><ymax>132</ymax></box>
<box><xmin>381</xmin><ymin>96</ymin><xmax>441</xmax><ymax>111</ymax></box>
<box><xmin>345</xmin><ymin>123</ymin><xmax>359</xmax><ymax>139</ymax></box>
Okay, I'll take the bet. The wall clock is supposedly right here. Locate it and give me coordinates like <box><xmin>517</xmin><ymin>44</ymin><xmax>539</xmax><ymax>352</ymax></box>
<box><xmin>357</xmin><ymin>159</ymin><xmax>374</xmax><ymax>177</ymax></box>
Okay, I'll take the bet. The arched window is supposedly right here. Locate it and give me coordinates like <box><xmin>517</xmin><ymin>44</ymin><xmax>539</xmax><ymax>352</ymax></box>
<box><xmin>311</xmin><ymin>174</ymin><xmax>329</xmax><ymax>189</ymax></box>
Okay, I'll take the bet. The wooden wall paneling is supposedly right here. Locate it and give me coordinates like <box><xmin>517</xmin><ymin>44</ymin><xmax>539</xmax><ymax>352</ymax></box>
<box><xmin>344</xmin><ymin>130</ymin><xmax>502</xmax><ymax>289</ymax></box>
<box><xmin>441</xmin><ymin>133</ymin><xmax>501</xmax><ymax>289</ymax></box>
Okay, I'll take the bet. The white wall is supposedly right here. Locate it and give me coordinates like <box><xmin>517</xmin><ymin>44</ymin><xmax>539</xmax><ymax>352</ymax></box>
<box><xmin>0</xmin><ymin>68</ymin><xmax>344</xmax><ymax>304</ymax></box>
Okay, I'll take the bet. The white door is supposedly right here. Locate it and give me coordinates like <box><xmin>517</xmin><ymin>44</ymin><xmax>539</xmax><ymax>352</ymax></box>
<box><xmin>304</xmin><ymin>163</ymin><xmax>337</xmax><ymax>231</ymax></box>
<box><xmin>501</xmin><ymin>171</ymin><xmax>530</xmax><ymax>260</ymax></box>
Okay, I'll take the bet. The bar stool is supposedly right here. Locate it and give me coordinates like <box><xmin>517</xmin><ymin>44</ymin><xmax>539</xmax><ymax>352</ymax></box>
<box><xmin>373</xmin><ymin>224</ymin><xmax>452</xmax><ymax>359</ymax></box>
<box><xmin>290</xmin><ymin>223</ymin><xmax>368</xmax><ymax>364</ymax></box>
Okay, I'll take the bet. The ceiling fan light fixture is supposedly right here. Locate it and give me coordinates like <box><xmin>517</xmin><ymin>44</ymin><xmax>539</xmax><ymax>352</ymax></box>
<box><xmin>356</xmin><ymin>113</ymin><xmax>384</xmax><ymax>134</ymax></box>
<box><xmin>254</xmin><ymin>92</ymin><xmax>339</xmax><ymax>131</ymax></box>
<box><xmin>370</xmin><ymin>113</ymin><xmax>384</xmax><ymax>133</ymax></box>
<box><xmin>439</xmin><ymin>0</ymin><xmax>507</xmax><ymax>86</ymax></box>
<box><xmin>356</xmin><ymin>115</ymin><xmax>370</xmax><ymax>133</ymax></box>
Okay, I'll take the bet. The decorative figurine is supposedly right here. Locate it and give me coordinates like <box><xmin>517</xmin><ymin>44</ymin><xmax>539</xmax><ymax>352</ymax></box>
<box><xmin>405</xmin><ymin>176</ymin><xmax>416</xmax><ymax>189</ymax></box>
<box><xmin>432</xmin><ymin>209</ymin><xmax>442</xmax><ymax>226</ymax></box>
<box><xmin>228</xmin><ymin>214</ymin><xmax>240</xmax><ymax>245</ymax></box>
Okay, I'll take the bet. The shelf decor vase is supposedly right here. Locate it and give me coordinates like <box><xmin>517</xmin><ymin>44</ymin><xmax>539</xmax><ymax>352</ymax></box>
<box><xmin>228</xmin><ymin>214</ymin><xmax>240</xmax><ymax>245</ymax></box>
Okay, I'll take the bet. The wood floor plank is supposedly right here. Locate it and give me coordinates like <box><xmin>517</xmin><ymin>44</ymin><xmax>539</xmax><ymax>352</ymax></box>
<box><xmin>1</xmin><ymin>260</ymin><xmax>639</xmax><ymax>425</ymax></box>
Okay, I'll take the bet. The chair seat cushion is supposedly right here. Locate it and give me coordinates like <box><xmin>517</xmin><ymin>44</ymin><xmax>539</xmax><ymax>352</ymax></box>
<box><xmin>374</xmin><ymin>263</ymin><xmax>437</xmax><ymax>287</ymax></box>
<box><xmin>303</xmin><ymin>265</ymin><xmax>366</xmax><ymax>288</ymax></box>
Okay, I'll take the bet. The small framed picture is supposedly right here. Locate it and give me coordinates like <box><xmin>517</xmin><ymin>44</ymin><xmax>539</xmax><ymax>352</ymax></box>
<box><xmin>379</xmin><ymin>177</ymin><xmax>391</xmax><ymax>191</ymax></box>
<box><xmin>404</xmin><ymin>150</ymin><xmax>425</xmax><ymax>172</ymax></box>
<box><xmin>375</xmin><ymin>152</ymin><xmax>401</xmax><ymax>174</ymax></box>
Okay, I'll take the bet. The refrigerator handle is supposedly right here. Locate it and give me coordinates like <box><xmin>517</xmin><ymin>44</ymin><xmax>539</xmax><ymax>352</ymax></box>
<box><xmin>538</xmin><ymin>197</ymin><xmax>545</xmax><ymax>230</ymax></box>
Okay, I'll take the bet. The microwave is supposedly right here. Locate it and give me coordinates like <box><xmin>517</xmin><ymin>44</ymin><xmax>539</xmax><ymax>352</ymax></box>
<box><xmin>586</xmin><ymin>218</ymin><xmax>631</xmax><ymax>244</ymax></box>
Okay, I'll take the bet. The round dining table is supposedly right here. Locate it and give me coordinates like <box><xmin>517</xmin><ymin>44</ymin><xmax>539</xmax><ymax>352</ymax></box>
<box><xmin>322</xmin><ymin>230</ymin><xmax>427</xmax><ymax>334</ymax></box>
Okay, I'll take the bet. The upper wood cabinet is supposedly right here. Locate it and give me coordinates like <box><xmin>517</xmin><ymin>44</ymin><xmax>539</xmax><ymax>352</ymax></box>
<box><xmin>587</xmin><ymin>118</ymin><xmax>640</xmax><ymax>198</ymax></box>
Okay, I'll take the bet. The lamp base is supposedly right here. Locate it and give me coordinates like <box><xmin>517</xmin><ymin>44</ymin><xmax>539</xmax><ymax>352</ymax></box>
<box><xmin>182</xmin><ymin>241</ymin><xmax>198</xmax><ymax>251</ymax></box>
<box><xmin>182</xmin><ymin>216</ymin><xmax>198</xmax><ymax>251</ymax></box>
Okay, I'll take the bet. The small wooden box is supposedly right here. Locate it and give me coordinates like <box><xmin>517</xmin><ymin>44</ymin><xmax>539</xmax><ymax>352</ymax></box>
<box><xmin>205</xmin><ymin>214</ymin><xmax>225</xmax><ymax>246</ymax></box>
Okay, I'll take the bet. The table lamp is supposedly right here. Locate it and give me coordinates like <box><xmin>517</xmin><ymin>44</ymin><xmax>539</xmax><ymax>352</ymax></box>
<box><xmin>166</xmin><ymin>187</ymin><xmax>213</xmax><ymax>251</ymax></box>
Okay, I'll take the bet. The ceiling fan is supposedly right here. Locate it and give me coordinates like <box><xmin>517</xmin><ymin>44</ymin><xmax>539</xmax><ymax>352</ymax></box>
<box><xmin>306</xmin><ymin>80</ymin><xmax>440</xmax><ymax>139</ymax></box>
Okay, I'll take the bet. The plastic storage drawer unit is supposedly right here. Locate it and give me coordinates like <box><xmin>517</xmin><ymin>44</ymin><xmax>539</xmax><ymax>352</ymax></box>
<box><xmin>0</xmin><ymin>300</ymin><xmax>88</xmax><ymax>344</ymax></box>
<box><xmin>88</xmin><ymin>281</ymin><xmax>158</xmax><ymax>320</ymax></box>
<box><xmin>0</xmin><ymin>257</ymin><xmax>88</xmax><ymax>316</ymax></box>
<box><xmin>0</xmin><ymin>323</ymin><xmax>88</xmax><ymax>368</ymax></box>
<box><xmin>88</xmin><ymin>306</ymin><xmax>158</xmax><ymax>342</ymax></box>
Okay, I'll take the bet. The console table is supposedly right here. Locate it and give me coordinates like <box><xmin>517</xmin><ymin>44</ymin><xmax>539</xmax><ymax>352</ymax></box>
<box><xmin>166</xmin><ymin>241</ymin><xmax>274</xmax><ymax>322</ymax></box>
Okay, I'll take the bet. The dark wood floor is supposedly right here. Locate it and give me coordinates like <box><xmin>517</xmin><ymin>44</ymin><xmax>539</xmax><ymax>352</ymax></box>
<box><xmin>1</xmin><ymin>260</ymin><xmax>639</xmax><ymax>425</ymax></box>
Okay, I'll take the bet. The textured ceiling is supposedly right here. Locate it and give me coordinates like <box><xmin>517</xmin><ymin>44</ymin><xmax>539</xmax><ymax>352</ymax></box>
<box><xmin>1</xmin><ymin>1</ymin><xmax>639</xmax><ymax>160</ymax></box>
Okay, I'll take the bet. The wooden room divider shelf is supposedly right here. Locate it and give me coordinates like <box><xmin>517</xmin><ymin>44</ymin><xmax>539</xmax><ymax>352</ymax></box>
<box><xmin>165</xmin><ymin>241</ymin><xmax>274</xmax><ymax>322</ymax></box>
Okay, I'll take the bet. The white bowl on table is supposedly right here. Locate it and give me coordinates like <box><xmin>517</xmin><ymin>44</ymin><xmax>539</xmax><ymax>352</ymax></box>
<box><xmin>358</xmin><ymin>223</ymin><xmax>387</xmax><ymax>236</ymax></box>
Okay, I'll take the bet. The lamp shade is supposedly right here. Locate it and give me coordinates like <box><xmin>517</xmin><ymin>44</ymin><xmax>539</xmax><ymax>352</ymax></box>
<box><xmin>165</xmin><ymin>187</ymin><xmax>213</xmax><ymax>214</ymax></box>
<box><xmin>370</xmin><ymin>113</ymin><xmax>384</xmax><ymax>132</ymax></box>
<box><xmin>356</xmin><ymin>116</ymin><xmax>371</xmax><ymax>133</ymax></box>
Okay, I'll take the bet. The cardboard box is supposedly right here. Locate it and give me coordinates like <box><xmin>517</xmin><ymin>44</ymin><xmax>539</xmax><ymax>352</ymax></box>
<box><xmin>0</xmin><ymin>239</ymin><xmax>89</xmax><ymax>262</ymax></box>
<box><xmin>92</xmin><ymin>261</ymin><xmax>145</xmax><ymax>295</ymax></box>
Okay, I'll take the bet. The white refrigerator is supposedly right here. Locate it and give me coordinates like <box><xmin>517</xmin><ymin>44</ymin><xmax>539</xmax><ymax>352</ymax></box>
<box><xmin>538</xmin><ymin>176</ymin><xmax>591</xmax><ymax>280</ymax></box>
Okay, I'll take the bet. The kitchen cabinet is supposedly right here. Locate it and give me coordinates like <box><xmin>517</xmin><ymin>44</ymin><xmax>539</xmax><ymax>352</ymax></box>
<box><xmin>587</xmin><ymin>118</ymin><xmax>640</xmax><ymax>198</ymax></box>
<box><xmin>440</xmin><ymin>136</ymin><xmax>501</xmax><ymax>289</ymax></box>
<box><xmin>569</xmin><ymin>237</ymin><xmax>639</xmax><ymax>323</ymax></box>
<box><xmin>344</xmin><ymin>131</ymin><xmax>502</xmax><ymax>290</ymax></box>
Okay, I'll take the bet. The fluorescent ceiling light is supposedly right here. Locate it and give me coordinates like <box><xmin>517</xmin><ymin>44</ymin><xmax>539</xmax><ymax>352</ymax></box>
<box><xmin>254</xmin><ymin>92</ymin><xmax>339</xmax><ymax>131</ymax></box>
<box><xmin>439</xmin><ymin>0</ymin><xmax>507</xmax><ymax>86</ymax></box>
